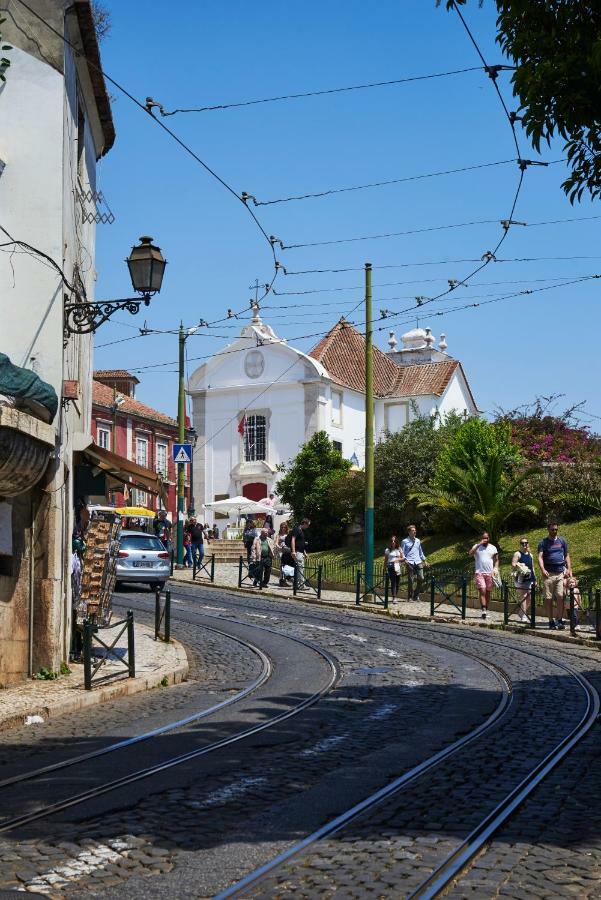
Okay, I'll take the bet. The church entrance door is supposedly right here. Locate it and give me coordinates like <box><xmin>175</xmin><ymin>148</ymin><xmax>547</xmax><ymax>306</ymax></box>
<box><xmin>243</xmin><ymin>482</ymin><xmax>267</xmax><ymax>502</ymax></box>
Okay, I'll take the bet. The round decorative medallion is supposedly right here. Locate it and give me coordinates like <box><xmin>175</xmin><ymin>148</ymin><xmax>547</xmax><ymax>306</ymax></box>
<box><xmin>244</xmin><ymin>349</ymin><xmax>265</xmax><ymax>379</ymax></box>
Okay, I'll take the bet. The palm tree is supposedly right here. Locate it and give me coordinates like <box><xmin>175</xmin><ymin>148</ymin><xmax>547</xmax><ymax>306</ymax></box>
<box><xmin>412</xmin><ymin>454</ymin><xmax>541</xmax><ymax>547</ymax></box>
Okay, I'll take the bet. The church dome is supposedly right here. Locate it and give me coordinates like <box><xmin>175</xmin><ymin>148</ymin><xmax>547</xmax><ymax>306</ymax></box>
<box><xmin>400</xmin><ymin>327</ymin><xmax>429</xmax><ymax>350</ymax></box>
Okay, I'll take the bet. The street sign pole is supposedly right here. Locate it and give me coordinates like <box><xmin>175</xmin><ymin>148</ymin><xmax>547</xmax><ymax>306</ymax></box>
<box><xmin>364</xmin><ymin>262</ymin><xmax>374</xmax><ymax>595</ymax></box>
<box><xmin>177</xmin><ymin>322</ymin><xmax>185</xmax><ymax>566</ymax></box>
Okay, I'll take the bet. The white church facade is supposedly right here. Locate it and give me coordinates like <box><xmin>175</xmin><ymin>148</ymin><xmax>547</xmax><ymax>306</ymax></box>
<box><xmin>188</xmin><ymin>306</ymin><xmax>478</xmax><ymax>520</ymax></box>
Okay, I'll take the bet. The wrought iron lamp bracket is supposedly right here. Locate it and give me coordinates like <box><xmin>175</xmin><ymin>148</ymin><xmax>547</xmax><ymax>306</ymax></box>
<box><xmin>63</xmin><ymin>292</ymin><xmax>151</xmax><ymax>340</ymax></box>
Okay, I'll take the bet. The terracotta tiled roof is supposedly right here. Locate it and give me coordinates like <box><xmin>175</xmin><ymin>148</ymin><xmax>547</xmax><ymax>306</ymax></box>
<box><xmin>94</xmin><ymin>369</ymin><xmax>140</xmax><ymax>383</ymax></box>
<box><xmin>386</xmin><ymin>360</ymin><xmax>459</xmax><ymax>397</ymax></box>
<box><xmin>92</xmin><ymin>380</ymin><xmax>177</xmax><ymax>427</ymax></box>
<box><xmin>309</xmin><ymin>319</ymin><xmax>400</xmax><ymax>395</ymax></box>
<box><xmin>309</xmin><ymin>319</ymin><xmax>465</xmax><ymax>399</ymax></box>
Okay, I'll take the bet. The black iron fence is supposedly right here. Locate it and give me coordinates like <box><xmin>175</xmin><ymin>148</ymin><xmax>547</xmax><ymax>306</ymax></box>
<box><xmin>193</xmin><ymin>552</ymin><xmax>215</xmax><ymax>582</ymax></box>
<box><xmin>83</xmin><ymin>610</ymin><xmax>135</xmax><ymax>690</ymax></box>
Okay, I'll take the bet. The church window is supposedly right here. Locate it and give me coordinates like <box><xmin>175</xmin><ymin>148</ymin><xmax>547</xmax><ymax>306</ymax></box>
<box><xmin>384</xmin><ymin>402</ymin><xmax>409</xmax><ymax>432</ymax></box>
<box><xmin>332</xmin><ymin>440</ymin><xmax>342</xmax><ymax>454</ymax></box>
<box><xmin>244</xmin><ymin>415</ymin><xmax>266</xmax><ymax>462</ymax></box>
<box><xmin>331</xmin><ymin>390</ymin><xmax>343</xmax><ymax>427</ymax></box>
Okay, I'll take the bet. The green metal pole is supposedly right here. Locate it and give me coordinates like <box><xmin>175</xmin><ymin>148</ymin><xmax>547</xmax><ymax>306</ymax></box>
<box><xmin>177</xmin><ymin>322</ymin><xmax>185</xmax><ymax>565</ymax></box>
<box><xmin>364</xmin><ymin>262</ymin><xmax>374</xmax><ymax>593</ymax></box>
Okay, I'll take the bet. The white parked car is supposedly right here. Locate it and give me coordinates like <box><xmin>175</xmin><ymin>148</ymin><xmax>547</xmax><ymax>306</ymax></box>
<box><xmin>115</xmin><ymin>530</ymin><xmax>171</xmax><ymax>591</ymax></box>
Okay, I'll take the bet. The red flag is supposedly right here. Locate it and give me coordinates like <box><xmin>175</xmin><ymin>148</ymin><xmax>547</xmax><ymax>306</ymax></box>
<box><xmin>237</xmin><ymin>415</ymin><xmax>246</xmax><ymax>436</ymax></box>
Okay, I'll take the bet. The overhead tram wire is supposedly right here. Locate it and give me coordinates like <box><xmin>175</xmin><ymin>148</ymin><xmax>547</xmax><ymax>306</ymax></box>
<box><xmin>150</xmin><ymin>66</ymin><xmax>485</xmax><ymax>115</ymax></box>
<box><xmin>375</xmin><ymin>274</ymin><xmax>601</xmax><ymax>332</ymax></box>
<box><xmin>13</xmin><ymin>0</ymin><xmax>279</xmax><ymax>308</ymax></box>
<box><xmin>279</xmin><ymin>255</ymin><xmax>601</xmax><ymax>276</ymax></box>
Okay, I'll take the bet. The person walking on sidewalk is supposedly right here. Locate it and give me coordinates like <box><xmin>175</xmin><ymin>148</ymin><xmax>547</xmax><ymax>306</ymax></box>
<box><xmin>251</xmin><ymin>527</ymin><xmax>275</xmax><ymax>588</ymax></box>
<box><xmin>469</xmin><ymin>532</ymin><xmax>499</xmax><ymax>620</ymax></box>
<box><xmin>538</xmin><ymin>522</ymin><xmax>571</xmax><ymax>630</ymax></box>
<box><xmin>188</xmin><ymin>517</ymin><xmax>206</xmax><ymax>568</ymax></box>
<box><xmin>384</xmin><ymin>536</ymin><xmax>404</xmax><ymax>601</ymax></box>
<box><xmin>290</xmin><ymin>518</ymin><xmax>310</xmax><ymax>587</ymax></box>
<box><xmin>511</xmin><ymin>537</ymin><xmax>535</xmax><ymax>622</ymax></box>
<box><xmin>402</xmin><ymin>525</ymin><xmax>428</xmax><ymax>602</ymax></box>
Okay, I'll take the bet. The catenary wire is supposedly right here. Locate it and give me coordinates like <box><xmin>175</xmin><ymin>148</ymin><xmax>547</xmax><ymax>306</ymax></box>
<box><xmin>280</xmin><ymin>255</ymin><xmax>601</xmax><ymax>276</ymax></box>
<box><xmin>154</xmin><ymin>66</ymin><xmax>485</xmax><ymax>115</ymax></box>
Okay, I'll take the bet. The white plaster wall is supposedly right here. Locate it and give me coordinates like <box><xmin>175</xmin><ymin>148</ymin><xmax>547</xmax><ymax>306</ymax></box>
<box><xmin>324</xmin><ymin>385</ymin><xmax>365</xmax><ymax>465</ymax></box>
<box><xmin>438</xmin><ymin>372</ymin><xmax>474</xmax><ymax>418</ymax></box>
<box><xmin>0</xmin><ymin>46</ymin><xmax>65</xmax><ymax>399</ymax></box>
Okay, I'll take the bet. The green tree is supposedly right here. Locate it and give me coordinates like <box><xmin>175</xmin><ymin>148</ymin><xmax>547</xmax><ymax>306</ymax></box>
<box><xmin>413</xmin><ymin>453</ymin><xmax>540</xmax><ymax>547</ymax></box>
<box><xmin>435</xmin><ymin>417</ymin><xmax>521</xmax><ymax>492</ymax></box>
<box><xmin>276</xmin><ymin>431</ymin><xmax>352</xmax><ymax>550</ymax></box>
<box><xmin>440</xmin><ymin>1</ymin><xmax>601</xmax><ymax>202</ymax></box>
<box><xmin>374</xmin><ymin>411</ymin><xmax>463</xmax><ymax>535</ymax></box>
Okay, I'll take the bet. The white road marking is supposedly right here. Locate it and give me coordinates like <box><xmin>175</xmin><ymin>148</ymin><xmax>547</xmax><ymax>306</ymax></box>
<box><xmin>300</xmin><ymin>734</ymin><xmax>347</xmax><ymax>756</ymax></box>
<box><xmin>376</xmin><ymin>647</ymin><xmax>399</xmax><ymax>658</ymax></box>
<box><xmin>22</xmin><ymin>841</ymin><xmax>126</xmax><ymax>892</ymax></box>
<box><xmin>24</xmin><ymin>715</ymin><xmax>44</xmax><ymax>725</ymax></box>
<box><xmin>245</xmin><ymin>613</ymin><xmax>268</xmax><ymax>619</ymax></box>
<box><xmin>184</xmin><ymin>776</ymin><xmax>267</xmax><ymax>809</ymax></box>
<box><xmin>201</xmin><ymin>605</ymin><xmax>226</xmax><ymax>611</ymax></box>
<box><xmin>300</xmin><ymin>624</ymin><xmax>332</xmax><ymax>631</ymax></box>
<box><xmin>345</xmin><ymin>633</ymin><xmax>367</xmax><ymax>642</ymax></box>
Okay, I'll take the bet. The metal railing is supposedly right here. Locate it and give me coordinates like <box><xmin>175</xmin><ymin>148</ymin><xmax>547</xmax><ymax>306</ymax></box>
<box><xmin>293</xmin><ymin>561</ymin><xmax>323</xmax><ymax>599</ymax></box>
<box><xmin>355</xmin><ymin>570</ymin><xmax>390</xmax><ymax>609</ymax></box>
<box><xmin>154</xmin><ymin>586</ymin><xmax>171</xmax><ymax>642</ymax></box>
<box><xmin>83</xmin><ymin>610</ymin><xmax>135</xmax><ymax>690</ymax></box>
<box><xmin>430</xmin><ymin>573</ymin><xmax>468</xmax><ymax>619</ymax></box>
<box><xmin>193</xmin><ymin>552</ymin><xmax>215</xmax><ymax>582</ymax></box>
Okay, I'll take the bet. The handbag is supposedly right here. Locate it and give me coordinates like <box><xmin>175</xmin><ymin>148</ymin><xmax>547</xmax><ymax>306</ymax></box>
<box><xmin>492</xmin><ymin>567</ymin><xmax>503</xmax><ymax>589</ymax></box>
<box><xmin>248</xmin><ymin>561</ymin><xmax>260</xmax><ymax>579</ymax></box>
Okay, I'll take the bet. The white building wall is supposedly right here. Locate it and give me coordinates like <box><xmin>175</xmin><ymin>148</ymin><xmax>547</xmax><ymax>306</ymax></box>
<box><xmin>325</xmin><ymin>386</ymin><xmax>365</xmax><ymax>465</ymax></box>
<box><xmin>438</xmin><ymin>371</ymin><xmax>474</xmax><ymax>419</ymax></box>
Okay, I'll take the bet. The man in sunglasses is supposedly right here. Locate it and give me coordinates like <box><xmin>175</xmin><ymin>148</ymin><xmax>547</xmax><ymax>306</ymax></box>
<box><xmin>538</xmin><ymin>522</ymin><xmax>571</xmax><ymax>630</ymax></box>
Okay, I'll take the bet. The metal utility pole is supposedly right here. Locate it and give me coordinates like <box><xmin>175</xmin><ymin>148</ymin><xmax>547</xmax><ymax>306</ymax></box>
<box><xmin>364</xmin><ymin>262</ymin><xmax>374</xmax><ymax>593</ymax></box>
<box><xmin>176</xmin><ymin>322</ymin><xmax>186</xmax><ymax>565</ymax></box>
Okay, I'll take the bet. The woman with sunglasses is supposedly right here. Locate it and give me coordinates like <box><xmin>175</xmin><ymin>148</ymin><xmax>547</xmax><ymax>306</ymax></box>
<box><xmin>511</xmin><ymin>537</ymin><xmax>536</xmax><ymax>622</ymax></box>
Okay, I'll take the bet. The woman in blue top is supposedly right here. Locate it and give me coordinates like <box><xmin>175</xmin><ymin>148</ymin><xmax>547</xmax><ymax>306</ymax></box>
<box><xmin>511</xmin><ymin>537</ymin><xmax>535</xmax><ymax>622</ymax></box>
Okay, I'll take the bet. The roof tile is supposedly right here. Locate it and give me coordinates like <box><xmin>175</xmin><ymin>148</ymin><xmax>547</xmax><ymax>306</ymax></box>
<box><xmin>92</xmin><ymin>380</ymin><xmax>177</xmax><ymax>427</ymax></box>
<box><xmin>309</xmin><ymin>319</ymin><xmax>460</xmax><ymax>398</ymax></box>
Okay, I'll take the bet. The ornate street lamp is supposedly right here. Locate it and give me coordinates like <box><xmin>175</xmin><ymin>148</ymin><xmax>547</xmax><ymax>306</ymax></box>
<box><xmin>63</xmin><ymin>236</ymin><xmax>167</xmax><ymax>338</ymax></box>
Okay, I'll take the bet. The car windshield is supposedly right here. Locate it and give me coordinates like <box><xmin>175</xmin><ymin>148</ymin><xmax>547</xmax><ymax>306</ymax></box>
<box><xmin>120</xmin><ymin>536</ymin><xmax>164</xmax><ymax>551</ymax></box>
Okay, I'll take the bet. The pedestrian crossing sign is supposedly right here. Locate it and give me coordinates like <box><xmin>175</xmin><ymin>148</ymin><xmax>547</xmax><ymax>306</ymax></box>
<box><xmin>173</xmin><ymin>443</ymin><xmax>192</xmax><ymax>464</ymax></box>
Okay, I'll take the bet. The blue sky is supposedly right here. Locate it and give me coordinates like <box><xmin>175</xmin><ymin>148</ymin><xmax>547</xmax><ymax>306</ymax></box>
<box><xmin>94</xmin><ymin>1</ymin><xmax>601</xmax><ymax>430</ymax></box>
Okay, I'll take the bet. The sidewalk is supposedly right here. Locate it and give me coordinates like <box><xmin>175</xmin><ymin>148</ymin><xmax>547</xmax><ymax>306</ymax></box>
<box><xmin>172</xmin><ymin>564</ymin><xmax>601</xmax><ymax>651</ymax></box>
<box><xmin>0</xmin><ymin>622</ymin><xmax>188</xmax><ymax>733</ymax></box>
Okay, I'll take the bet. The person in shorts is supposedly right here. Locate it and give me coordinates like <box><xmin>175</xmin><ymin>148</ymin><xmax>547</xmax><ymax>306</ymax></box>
<box><xmin>469</xmin><ymin>532</ymin><xmax>499</xmax><ymax>620</ymax></box>
<box><xmin>511</xmin><ymin>537</ymin><xmax>535</xmax><ymax>622</ymax></box>
<box><xmin>538</xmin><ymin>522</ymin><xmax>571</xmax><ymax>630</ymax></box>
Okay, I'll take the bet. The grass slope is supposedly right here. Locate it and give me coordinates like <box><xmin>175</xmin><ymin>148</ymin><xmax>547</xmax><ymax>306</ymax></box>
<box><xmin>313</xmin><ymin>517</ymin><xmax>601</xmax><ymax>583</ymax></box>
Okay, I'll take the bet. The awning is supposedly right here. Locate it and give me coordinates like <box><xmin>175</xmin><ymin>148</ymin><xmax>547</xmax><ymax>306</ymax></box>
<box><xmin>76</xmin><ymin>444</ymin><xmax>167</xmax><ymax>505</ymax></box>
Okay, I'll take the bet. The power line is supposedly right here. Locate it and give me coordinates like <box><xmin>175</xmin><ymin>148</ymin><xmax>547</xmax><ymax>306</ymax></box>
<box><xmin>277</xmin><ymin>212</ymin><xmax>601</xmax><ymax>252</ymax></box>
<box><xmin>150</xmin><ymin>66</ymin><xmax>486</xmax><ymax>116</ymax></box>
<box><xmin>249</xmin><ymin>158</ymin><xmax>526</xmax><ymax>206</ymax></box>
<box><xmin>279</xmin><ymin>255</ymin><xmax>601</xmax><ymax>276</ymax></box>
<box><xmin>376</xmin><ymin>274</ymin><xmax>600</xmax><ymax>330</ymax></box>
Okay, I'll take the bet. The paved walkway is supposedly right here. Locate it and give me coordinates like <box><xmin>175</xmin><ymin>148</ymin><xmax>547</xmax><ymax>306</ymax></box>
<box><xmin>172</xmin><ymin>563</ymin><xmax>601</xmax><ymax>649</ymax></box>
<box><xmin>0</xmin><ymin>621</ymin><xmax>188</xmax><ymax>733</ymax></box>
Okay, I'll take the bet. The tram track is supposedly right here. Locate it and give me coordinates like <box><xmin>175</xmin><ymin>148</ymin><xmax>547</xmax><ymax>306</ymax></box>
<box><xmin>165</xmin><ymin>591</ymin><xmax>595</xmax><ymax>899</ymax></box>
<box><xmin>0</xmin><ymin>614</ymin><xmax>340</xmax><ymax>835</ymax></box>
<box><xmin>2</xmin><ymin>585</ymin><xmax>596</xmax><ymax>898</ymax></box>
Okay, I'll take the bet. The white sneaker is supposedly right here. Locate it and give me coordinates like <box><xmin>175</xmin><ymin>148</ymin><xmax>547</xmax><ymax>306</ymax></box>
<box><xmin>519</xmin><ymin>612</ymin><xmax>528</xmax><ymax>622</ymax></box>
<box><xmin>481</xmin><ymin>610</ymin><xmax>487</xmax><ymax>620</ymax></box>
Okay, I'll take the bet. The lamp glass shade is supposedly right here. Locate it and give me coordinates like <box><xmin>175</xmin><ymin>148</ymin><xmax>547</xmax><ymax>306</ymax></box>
<box><xmin>126</xmin><ymin>236</ymin><xmax>167</xmax><ymax>295</ymax></box>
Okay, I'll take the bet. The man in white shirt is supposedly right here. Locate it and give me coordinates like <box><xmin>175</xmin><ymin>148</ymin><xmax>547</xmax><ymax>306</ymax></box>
<box><xmin>401</xmin><ymin>525</ymin><xmax>428</xmax><ymax>601</ymax></box>
<box><xmin>469</xmin><ymin>532</ymin><xmax>499</xmax><ymax>620</ymax></box>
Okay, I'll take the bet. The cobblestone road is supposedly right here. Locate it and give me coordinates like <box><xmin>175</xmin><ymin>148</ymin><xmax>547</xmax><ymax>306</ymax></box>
<box><xmin>0</xmin><ymin>583</ymin><xmax>599</xmax><ymax>898</ymax></box>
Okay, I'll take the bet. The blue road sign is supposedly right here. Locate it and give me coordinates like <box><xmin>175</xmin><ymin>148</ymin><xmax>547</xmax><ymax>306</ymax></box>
<box><xmin>172</xmin><ymin>443</ymin><xmax>192</xmax><ymax>464</ymax></box>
